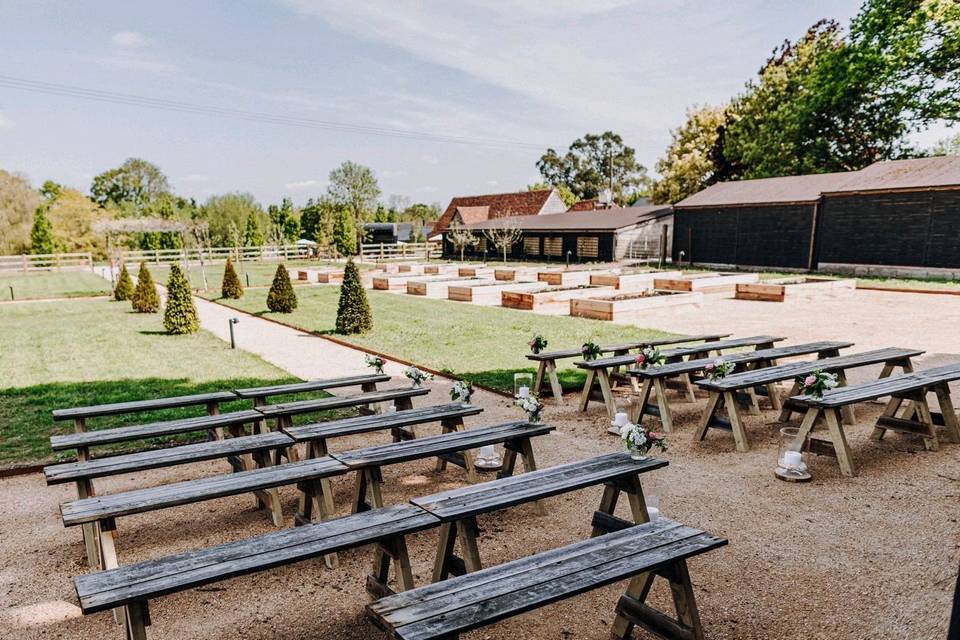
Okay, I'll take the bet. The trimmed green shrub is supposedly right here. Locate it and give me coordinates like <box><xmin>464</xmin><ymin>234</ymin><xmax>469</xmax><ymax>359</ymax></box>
<box><xmin>131</xmin><ymin>262</ymin><xmax>160</xmax><ymax>313</ymax></box>
<box><xmin>335</xmin><ymin>259</ymin><xmax>372</xmax><ymax>334</ymax></box>
<box><xmin>221</xmin><ymin>257</ymin><xmax>244</xmax><ymax>299</ymax></box>
<box><xmin>163</xmin><ymin>264</ymin><xmax>199</xmax><ymax>334</ymax></box>
<box><xmin>266</xmin><ymin>264</ymin><xmax>297</xmax><ymax>313</ymax></box>
<box><xmin>114</xmin><ymin>264</ymin><xmax>134</xmax><ymax>301</ymax></box>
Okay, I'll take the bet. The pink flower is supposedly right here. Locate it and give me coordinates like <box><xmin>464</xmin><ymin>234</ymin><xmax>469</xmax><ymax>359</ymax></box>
<box><xmin>635</xmin><ymin>354</ymin><xmax>645</xmax><ymax>365</ymax></box>
<box><xmin>705</xmin><ymin>363</ymin><xmax>715</xmax><ymax>372</ymax></box>
<box><xmin>804</xmin><ymin>375</ymin><xmax>816</xmax><ymax>387</ymax></box>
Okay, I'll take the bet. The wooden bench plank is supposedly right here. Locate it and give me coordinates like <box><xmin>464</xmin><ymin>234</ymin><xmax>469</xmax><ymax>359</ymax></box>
<box><xmin>49</xmin><ymin>410</ymin><xmax>264</xmax><ymax>451</ymax></box>
<box><xmin>52</xmin><ymin>391</ymin><xmax>239</xmax><ymax>421</ymax></box>
<box><xmin>284</xmin><ymin>403</ymin><xmax>482</xmax><ymax>442</ymax></box>
<box><xmin>525</xmin><ymin>333</ymin><xmax>729</xmax><ymax>362</ymax></box>
<box><xmin>233</xmin><ymin>373</ymin><xmax>389</xmax><ymax>399</ymax></box>
<box><xmin>791</xmin><ymin>362</ymin><xmax>960</xmax><ymax>408</ymax></box>
<box><xmin>44</xmin><ymin>432</ymin><xmax>294</xmax><ymax>484</ymax></box>
<box><xmin>60</xmin><ymin>456</ymin><xmax>348</xmax><ymax>526</ymax></box>
<box><xmin>257</xmin><ymin>387</ymin><xmax>430</xmax><ymax>418</ymax></box>
<box><xmin>578</xmin><ymin>335</ymin><xmax>786</xmax><ymax>371</ymax></box>
<box><xmin>75</xmin><ymin>504</ymin><xmax>438</xmax><ymax>614</ymax></box>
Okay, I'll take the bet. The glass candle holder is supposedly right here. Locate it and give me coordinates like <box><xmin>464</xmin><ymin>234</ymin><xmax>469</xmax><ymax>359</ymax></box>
<box><xmin>776</xmin><ymin>426</ymin><xmax>810</xmax><ymax>480</ymax></box>
<box><xmin>514</xmin><ymin>372</ymin><xmax>534</xmax><ymax>399</ymax></box>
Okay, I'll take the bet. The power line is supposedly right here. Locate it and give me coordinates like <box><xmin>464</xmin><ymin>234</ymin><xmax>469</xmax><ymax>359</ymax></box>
<box><xmin>0</xmin><ymin>74</ymin><xmax>547</xmax><ymax>151</ymax></box>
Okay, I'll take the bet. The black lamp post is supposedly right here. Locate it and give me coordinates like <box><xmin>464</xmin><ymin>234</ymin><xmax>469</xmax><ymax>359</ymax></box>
<box><xmin>228</xmin><ymin>317</ymin><xmax>239</xmax><ymax>349</ymax></box>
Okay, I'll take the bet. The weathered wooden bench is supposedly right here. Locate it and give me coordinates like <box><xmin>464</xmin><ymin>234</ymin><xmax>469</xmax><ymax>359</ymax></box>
<box><xmin>257</xmin><ymin>386</ymin><xmax>430</xmax><ymax>433</ymax></box>
<box><xmin>75</xmin><ymin>504</ymin><xmax>440</xmax><ymax>640</ymax></box>
<box><xmin>52</xmin><ymin>390</ymin><xmax>239</xmax><ymax>433</ymax></box>
<box><xmin>411</xmin><ymin>452</ymin><xmax>666</xmax><ymax>583</ymax></box>
<box><xmin>323</xmin><ymin>421</ymin><xmax>553</xmax><ymax>517</ymax></box>
<box><xmin>787</xmin><ymin>362</ymin><xmax>960</xmax><ymax>476</ymax></box>
<box><xmin>578</xmin><ymin>335</ymin><xmax>786</xmax><ymax>419</ymax></box>
<box><xmin>367</xmin><ymin>517</ymin><xmax>728</xmax><ymax>640</ymax></box>
<box><xmin>694</xmin><ymin>347</ymin><xmax>922</xmax><ymax>451</ymax></box>
<box><xmin>527</xmin><ymin>333</ymin><xmax>729</xmax><ymax>404</ymax></box>
<box><xmin>234</xmin><ymin>372</ymin><xmax>389</xmax><ymax>407</ymax></box>
<box><xmin>628</xmin><ymin>341</ymin><xmax>854</xmax><ymax>434</ymax></box>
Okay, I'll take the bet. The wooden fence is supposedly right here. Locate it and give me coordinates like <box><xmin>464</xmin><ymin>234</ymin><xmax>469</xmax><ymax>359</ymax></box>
<box><xmin>0</xmin><ymin>252</ymin><xmax>94</xmax><ymax>273</ymax></box>
<box><xmin>360</xmin><ymin>242</ymin><xmax>442</xmax><ymax>262</ymax></box>
<box><xmin>119</xmin><ymin>245</ymin><xmax>311</xmax><ymax>266</ymax></box>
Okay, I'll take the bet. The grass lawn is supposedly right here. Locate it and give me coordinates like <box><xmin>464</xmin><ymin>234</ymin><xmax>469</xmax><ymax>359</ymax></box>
<box><xmin>0</xmin><ymin>270</ymin><xmax>111</xmax><ymax>300</ymax></box>
<box><xmin>0</xmin><ymin>298</ymin><xmax>336</xmax><ymax>465</ymax></box>
<box><xmin>144</xmin><ymin>259</ymin><xmax>325</xmax><ymax>291</ymax></box>
<box><xmin>213</xmin><ymin>286</ymin><xmax>675</xmax><ymax>393</ymax></box>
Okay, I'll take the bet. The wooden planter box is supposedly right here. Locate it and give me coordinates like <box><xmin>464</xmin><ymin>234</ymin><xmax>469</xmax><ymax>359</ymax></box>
<box><xmin>537</xmin><ymin>270</ymin><xmax>600</xmax><ymax>287</ymax></box>
<box><xmin>447</xmin><ymin>280</ymin><xmax>542</xmax><ymax>305</ymax></box>
<box><xmin>422</xmin><ymin>264</ymin><xmax>461</xmax><ymax>275</ymax></box>
<box><xmin>571</xmin><ymin>290</ymin><xmax>703</xmax><ymax>321</ymax></box>
<box><xmin>589</xmin><ymin>269</ymin><xmax>682</xmax><ymax>291</ymax></box>
<box><xmin>372</xmin><ymin>274</ymin><xmax>421</xmax><ymax>290</ymax></box>
<box><xmin>458</xmin><ymin>266</ymin><xmax>495</xmax><ymax>278</ymax></box>
<box><xmin>397</xmin><ymin>263</ymin><xmax>428</xmax><ymax>274</ymax></box>
<box><xmin>316</xmin><ymin>270</ymin><xmax>344</xmax><ymax>284</ymax></box>
<box><xmin>501</xmin><ymin>285</ymin><xmax>616</xmax><ymax>315</ymax></box>
<box><xmin>406</xmin><ymin>277</ymin><xmax>491</xmax><ymax>298</ymax></box>
<box><xmin>654</xmin><ymin>272</ymin><xmax>760</xmax><ymax>295</ymax></box>
<box><xmin>494</xmin><ymin>267</ymin><xmax>540</xmax><ymax>282</ymax></box>
<box><xmin>735</xmin><ymin>277</ymin><xmax>856</xmax><ymax>302</ymax></box>
<box><xmin>296</xmin><ymin>269</ymin><xmax>319</xmax><ymax>282</ymax></box>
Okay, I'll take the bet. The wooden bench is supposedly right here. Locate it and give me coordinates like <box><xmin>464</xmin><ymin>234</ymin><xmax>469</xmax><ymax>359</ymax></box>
<box><xmin>411</xmin><ymin>452</ymin><xmax>666</xmax><ymax>583</ymax></box>
<box><xmin>234</xmin><ymin>373</ymin><xmax>389</xmax><ymax>407</ymax></box>
<box><xmin>527</xmin><ymin>333</ymin><xmax>728</xmax><ymax>404</ymax></box>
<box><xmin>367</xmin><ymin>517</ymin><xmax>728</xmax><ymax>640</ymax></box>
<box><xmin>60</xmin><ymin>456</ymin><xmax>349</xmax><ymax>570</ymax></box>
<box><xmin>256</xmin><ymin>386</ymin><xmax>431</xmax><ymax>433</ymax></box>
<box><xmin>628</xmin><ymin>341</ymin><xmax>854</xmax><ymax>434</ymax></box>
<box><xmin>324</xmin><ymin>421</ymin><xmax>554</xmax><ymax>517</ymax></box>
<box><xmin>75</xmin><ymin>504</ymin><xmax>440</xmax><ymax>640</ymax></box>
<box><xmin>52</xmin><ymin>390</ymin><xmax>239</xmax><ymax>433</ymax></box>
<box><xmin>787</xmin><ymin>362</ymin><xmax>960</xmax><ymax>476</ymax></box>
<box><xmin>578</xmin><ymin>335</ymin><xmax>786</xmax><ymax>419</ymax></box>
<box><xmin>694</xmin><ymin>347</ymin><xmax>922</xmax><ymax>451</ymax></box>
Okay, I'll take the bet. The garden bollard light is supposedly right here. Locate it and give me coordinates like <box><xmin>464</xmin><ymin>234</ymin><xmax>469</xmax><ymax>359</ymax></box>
<box><xmin>228</xmin><ymin>317</ymin><xmax>240</xmax><ymax>349</ymax></box>
<box><xmin>8</xmin><ymin>285</ymin><xmax>13</xmax><ymax>300</ymax></box>
<box><xmin>566</xmin><ymin>250</ymin><xmax>572</xmax><ymax>268</ymax></box>
<box><xmin>245</xmin><ymin>273</ymin><xmax>251</xmax><ymax>287</ymax></box>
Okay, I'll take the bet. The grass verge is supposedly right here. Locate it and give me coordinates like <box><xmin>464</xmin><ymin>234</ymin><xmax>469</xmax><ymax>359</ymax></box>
<box><xmin>0</xmin><ymin>271</ymin><xmax>111</xmax><ymax>300</ymax></box>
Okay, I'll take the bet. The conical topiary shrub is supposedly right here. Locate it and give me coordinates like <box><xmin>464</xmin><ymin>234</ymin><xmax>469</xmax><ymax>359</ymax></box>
<box><xmin>221</xmin><ymin>257</ymin><xmax>244</xmax><ymax>299</ymax></box>
<box><xmin>163</xmin><ymin>264</ymin><xmax>199</xmax><ymax>334</ymax></box>
<box><xmin>131</xmin><ymin>262</ymin><xmax>160</xmax><ymax>313</ymax></box>
<box><xmin>266</xmin><ymin>264</ymin><xmax>297</xmax><ymax>313</ymax></box>
<box><xmin>335</xmin><ymin>259</ymin><xmax>372</xmax><ymax>334</ymax></box>
<box><xmin>114</xmin><ymin>264</ymin><xmax>134</xmax><ymax>301</ymax></box>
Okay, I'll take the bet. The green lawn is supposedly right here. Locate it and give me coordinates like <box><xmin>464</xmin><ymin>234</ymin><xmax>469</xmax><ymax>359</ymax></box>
<box><xmin>0</xmin><ymin>271</ymin><xmax>111</xmax><ymax>300</ymax></box>
<box><xmin>0</xmin><ymin>298</ymin><xmax>335</xmax><ymax>464</ymax></box>
<box><xmin>212</xmin><ymin>287</ymin><xmax>675</xmax><ymax>393</ymax></box>
<box><xmin>144</xmin><ymin>259</ymin><xmax>326</xmax><ymax>291</ymax></box>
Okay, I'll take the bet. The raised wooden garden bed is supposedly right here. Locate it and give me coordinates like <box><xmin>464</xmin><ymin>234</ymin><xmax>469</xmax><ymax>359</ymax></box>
<box><xmin>537</xmin><ymin>270</ymin><xmax>603</xmax><ymax>287</ymax></box>
<box><xmin>458</xmin><ymin>266</ymin><xmax>495</xmax><ymax>278</ymax></box>
<box><xmin>406</xmin><ymin>277</ymin><xmax>493</xmax><ymax>298</ymax></box>
<box><xmin>501</xmin><ymin>285</ymin><xmax>616</xmax><ymax>315</ymax></box>
<box><xmin>315</xmin><ymin>270</ymin><xmax>344</xmax><ymax>284</ymax></box>
<box><xmin>422</xmin><ymin>264</ymin><xmax>461</xmax><ymax>275</ymax></box>
<box><xmin>447</xmin><ymin>280</ymin><xmax>543</xmax><ymax>305</ymax></box>
<box><xmin>397</xmin><ymin>263</ymin><xmax>428</xmax><ymax>274</ymax></box>
<box><xmin>570</xmin><ymin>290</ymin><xmax>703</xmax><ymax>321</ymax></box>
<box><xmin>654</xmin><ymin>272</ymin><xmax>759</xmax><ymax>295</ymax></box>
<box><xmin>373</xmin><ymin>274</ymin><xmax>438</xmax><ymax>290</ymax></box>
<box><xmin>589</xmin><ymin>269</ymin><xmax>682</xmax><ymax>291</ymax></box>
<box><xmin>494</xmin><ymin>267</ymin><xmax>540</xmax><ymax>282</ymax></box>
<box><xmin>735</xmin><ymin>277</ymin><xmax>856</xmax><ymax>302</ymax></box>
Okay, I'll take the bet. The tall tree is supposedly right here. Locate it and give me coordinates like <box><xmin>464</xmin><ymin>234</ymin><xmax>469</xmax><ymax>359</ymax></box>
<box><xmin>90</xmin><ymin>158</ymin><xmax>171</xmax><ymax>211</ymax></box>
<box><xmin>243</xmin><ymin>212</ymin><xmax>265</xmax><ymax>247</ymax></box>
<box><xmin>327</xmin><ymin>161</ymin><xmax>381</xmax><ymax>252</ymax></box>
<box><xmin>29</xmin><ymin>206</ymin><xmax>56</xmax><ymax>254</ymax></box>
<box><xmin>45</xmin><ymin>188</ymin><xmax>112</xmax><ymax>258</ymax></box>
<box><xmin>536</xmin><ymin>132</ymin><xmax>650</xmax><ymax>204</ymax></box>
<box><xmin>527</xmin><ymin>182</ymin><xmax>576</xmax><ymax>208</ymax></box>
<box><xmin>930</xmin><ymin>133</ymin><xmax>960</xmax><ymax>156</ymax></box>
<box><xmin>333</xmin><ymin>206</ymin><xmax>357</xmax><ymax>256</ymax></box>
<box><xmin>651</xmin><ymin>105</ymin><xmax>727</xmax><ymax>204</ymax></box>
<box><xmin>299</xmin><ymin>196</ymin><xmax>339</xmax><ymax>251</ymax></box>
<box><xmin>0</xmin><ymin>169</ymin><xmax>39</xmax><ymax>254</ymax></box>
<box><xmin>200</xmin><ymin>193</ymin><xmax>263</xmax><ymax>246</ymax></box>
<box><xmin>267</xmin><ymin>197</ymin><xmax>300</xmax><ymax>242</ymax></box>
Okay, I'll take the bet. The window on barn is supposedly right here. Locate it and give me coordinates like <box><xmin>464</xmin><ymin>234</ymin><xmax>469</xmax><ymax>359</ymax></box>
<box><xmin>543</xmin><ymin>237</ymin><xmax>563</xmax><ymax>257</ymax></box>
<box><xmin>477</xmin><ymin>237</ymin><xmax>487</xmax><ymax>252</ymax></box>
<box><xmin>523</xmin><ymin>237</ymin><xmax>540</xmax><ymax>255</ymax></box>
<box><xmin>577</xmin><ymin>236</ymin><xmax>599</xmax><ymax>259</ymax></box>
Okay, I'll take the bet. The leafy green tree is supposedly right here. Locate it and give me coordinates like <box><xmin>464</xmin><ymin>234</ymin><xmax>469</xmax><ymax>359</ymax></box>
<box><xmin>201</xmin><ymin>193</ymin><xmax>263</xmax><ymax>246</ymax></box>
<box><xmin>90</xmin><ymin>158</ymin><xmax>171</xmax><ymax>210</ymax></box>
<box><xmin>132</xmin><ymin>262</ymin><xmax>160</xmax><ymax>313</ymax></box>
<box><xmin>268</xmin><ymin>197</ymin><xmax>300</xmax><ymax>242</ymax></box>
<box><xmin>536</xmin><ymin>132</ymin><xmax>650</xmax><ymax>204</ymax></box>
<box><xmin>335</xmin><ymin>260</ymin><xmax>372</xmax><ymax>334</ymax></box>
<box><xmin>29</xmin><ymin>207</ymin><xmax>56</xmax><ymax>254</ymax></box>
<box><xmin>221</xmin><ymin>257</ymin><xmax>244</xmax><ymax>299</ymax></box>
<box><xmin>651</xmin><ymin>105</ymin><xmax>727</xmax><ymax>204</ymax></box>
<box><xmin>163</xmin><ymin>264</ymin><xmax>199</xmax><ymax>333</ymax></box>
<box><xmin>931</xmin><ymin>133</ymin><xmax>960</xmax><ymax>156</ymax></box>
<box><xmin>243</xmin><ymin>212</ymin><xmax>265</xmax><ymax>247</ymax></box>
<box><xmin>46</xmin><ymin>188</ymin><xmax>112</xmax><ymax>258</ymax></box>
<box><xmin>266</xmin><ymin>264</ymin><xmax>297</xmax><ymax>313</ymax></box>
<box><xmin>401</xmin><ymin>202</ymin><xmax>441</xmax><ymax>223</ymax></box>
<box><xmin>0</xmin><ymin>169</ymin><xmax>39</xmax><ymax>254</ymax></box>
<box><xmin>527</xmin><ymin>182</ymin><xmax>576</xmax><ymax>208</ymax></box>
<box><xmin>114</xmin><ymin>264</ymin><xmax>134</xmax><ymax>301</ymax></box>
<box><xmin>327</xmin><ymin>161</ymin><xmax>381</xmax><ymax>250</ymax></box>
<box><xmin>333</xmin><ymin>206</ymin><xmax>357</xmax><ymax>255</ymax></box>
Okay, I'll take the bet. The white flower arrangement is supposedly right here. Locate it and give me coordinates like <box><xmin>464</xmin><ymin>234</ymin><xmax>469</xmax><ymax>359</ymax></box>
<box><xmin>797</xmin><ymin>369</ymin><xmax>839</xmax><ymax>399</ymax></box>
<box><xmin>404</xmin><ymin>365</ymin><xmax>433</xmax><ymax>388</ymax></box>
<box><xmin>704</xmin><ymin>358</ymin><xmax>735</xmax><ymax>381</ymax></box>
<box><xmin>450</xmin><ymin>380</ymin><xmax>473</xmax><ymax>403</ymax></box>
<box><xmin>619</xmin><ymin>422</ymin><xmax>667</xmax><ymax>458</ymax></box>
<box><xmin>514</xmin><ymin>393</ymin><xmax>544</xmax><ymax>424</ymax></box>
<box><xmin>365</xmin><ymin>354</ymin><xmax>386</xmax><ymax>374</ymax></box>
<box><xmin>635</xmin><ymin>346</ymin><xmax>665</xmax><ymax>369</ymax></box>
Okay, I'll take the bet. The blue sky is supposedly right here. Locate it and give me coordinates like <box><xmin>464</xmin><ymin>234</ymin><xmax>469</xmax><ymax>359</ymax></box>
<box><xmin>0</xmin><ymin>0</ymin><xmax>948</xmax><ymax>207</ymax></box>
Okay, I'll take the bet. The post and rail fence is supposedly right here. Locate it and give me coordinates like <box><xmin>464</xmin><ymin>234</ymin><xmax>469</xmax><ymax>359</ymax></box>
<box><xmin>0</xmin><ymin>252</ymin><xmax>94</xmax><ymax>273</ymax></box>
<box><xmin>117</xmin><ymin>245</ymin><xmax>312</xmax><ymax>267</ymax></box>
<box><xmin>359</xmin><ymin>242</ymin><xmax>442</xmax><ymax>263</ymax></box>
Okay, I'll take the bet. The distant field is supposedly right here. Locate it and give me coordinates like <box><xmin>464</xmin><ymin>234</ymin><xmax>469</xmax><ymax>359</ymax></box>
<box><xmin>0</xmin><ymin>270</ymin><xmax>111</xmax><ymax>300</ymax></box>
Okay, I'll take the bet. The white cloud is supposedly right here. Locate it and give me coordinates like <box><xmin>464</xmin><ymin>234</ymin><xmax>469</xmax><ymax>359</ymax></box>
<box><xmin>0</xmin><ymin>112</ymin><xmax>14</xmax><ymax>130</ymax></box>
<box><xmin>284</xmin><ymin>179</ymin><xmax>326</xmax><ymax>190</ymax></box>
<box><xmin>111</xmin><ymin>31</ymin><xmax>147</xmax><ymax>47</ymax></box>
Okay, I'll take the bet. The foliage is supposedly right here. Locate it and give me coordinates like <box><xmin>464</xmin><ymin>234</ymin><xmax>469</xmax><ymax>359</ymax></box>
<box><xmin>930</xmin><ymin>132</ymin><xmax>960</xmax><ymax>156</ymax></box>
<box><xmin>635</xmin><ymin>346</ymin><xmax>666</xmax><ymax>368</ymax></box>
<box><xmin>221</xmin><ymin>257</ymin><xmax>244</xmax><ymax>299</ymax></box>
<box><xmin>527</xmin><ymin>182</ymin><xmax>576</xmax><ymax>208</ymax></box>
<box><xmin>0</xmin><ymin>169</ymin><xmax>39</xmax><ymax>254</ymax></box>
<box><xmin>536</xmin><ymin>132</ymin><xmax>651</xmax><ymax>204</ymax></box>
<box><xmin>29</xmin><ymin>206</ymin><xmax>56</xmax><ymax>254</ymax></box>
<box><xmin>528</xmin><ymin>334</ymin><xmax>548</xmax><ymax>354</ymax></box>
<box><xmin>267</xmin><ymin>197</ymin><xmax>300</xmax><ymax>243</ymax></box>
<box><xmin>704</xmin><ymin>358</ymin><xmax>736</xmax><ymax>380</ymax></box>
<box><xmin>163</xmin><ymin>264</ymin><xmax>199</xmax><ymax>333</ymax></box>
<box><xmin>201</xmin><ymin>192</ymin><xmax>263</xmax><ymax>246</ymax></box>
<box><xmin>114</xmin><ymin>264</ymin><xmax>134</xmax><ymax>301</ymax></box>
<box><xmin>651</xmin><ymin>105</ymin><xmax>727</xmax><ymax>204</ymax></box>
<box><xmin>300</xmin><ymin>196</ymin><xmax>341</xmax><ymax>254</ymax></box>
<box><xmin>333</xmin><ymin>206</ymin><xmax>358</xmax><ymax>255</ymax></box>
<box><xmin>619</xmin><ymin>423</ymin><xmax>667</xmax><ymax>455</ymax></box>
<box><xmin>797</xmin><ymin>369</ymin><xmax>839</xmax><ymax>398</ymax></box>
<box><xmin>335</xmin><ymin>259</ymin><xmax>372</xmax><ymax>334</ymax></box>
<box><xmin>266</xmin><ymin>264</ymin><xmax>297</xmax><ymax>313</ymax></box>
<box><xmin>446</xmin><ymin>220</ymin><xmax>479</xmax><ymax>261</ymax></box>
<box><xmin>137</xmin><ymin>194</ymin><xmax>194</xmax><ymax>250</ymax></box>
<box><xmin>327</xmin><ymin>161</ymin><xmax>381</xmax><ymax>249</ymax></box>
<box><xmin>132</xmin><ymin>262</ymin><xmax>161</xmax><ymax>313</ymax></box>
<box><xmin>482</xmin><ymin>220</ymin><xmax>523</xmax><ymax>263</ymax></box>
<box><xmin>365</xmin><ymin>353</ymin><xmax>386</xmax><ymax>374</ymax></box>
<box><xmin>404</xmin><ymin>365</ymin><xmax>432</xmax><ymax>388</ymax></box>
<box><xmin>90</xmin><ymin>157</ymin><xmax>171</xmax><ymax>210</ymax></box>
<box><xmin>45</xmin><ymin>188</ymin><xmax>112</xmax><ymax>258</ymax></box>
<box><xmin>243</xmin><ymin>212</ymin><xmax>265</xmax><ymax>246</ymax></box>
<box><xmin>581</xmin><ymin>341</ymin><xmax>602</xmax><ymax>361</ymax></box>
<box><xmin>514</xmin><ymin>393</ymin><xmax>544</xmax><ymax>423</ymax></box>
<box><xmin>450</xmin><ymin>380</ymin><xmax>473</xmax><ymax>403</ymax></box>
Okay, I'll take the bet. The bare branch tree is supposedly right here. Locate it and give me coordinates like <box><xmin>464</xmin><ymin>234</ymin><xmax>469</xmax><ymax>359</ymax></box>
<box><xmin>446</xmin><ymin>220</ymin><xmax>479</xmax><ymax>262</ymax></box>
<box><xmin>482</xmin><ymin>218</ymin><xmax>523</xmax><ymax>264</ymax></box>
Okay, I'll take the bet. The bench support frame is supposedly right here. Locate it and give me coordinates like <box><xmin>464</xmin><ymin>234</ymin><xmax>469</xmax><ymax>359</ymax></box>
<box><xmin>612</xmin><ymin>558</ymin><xmax>707</xmax><ymax>640</ymax></box>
